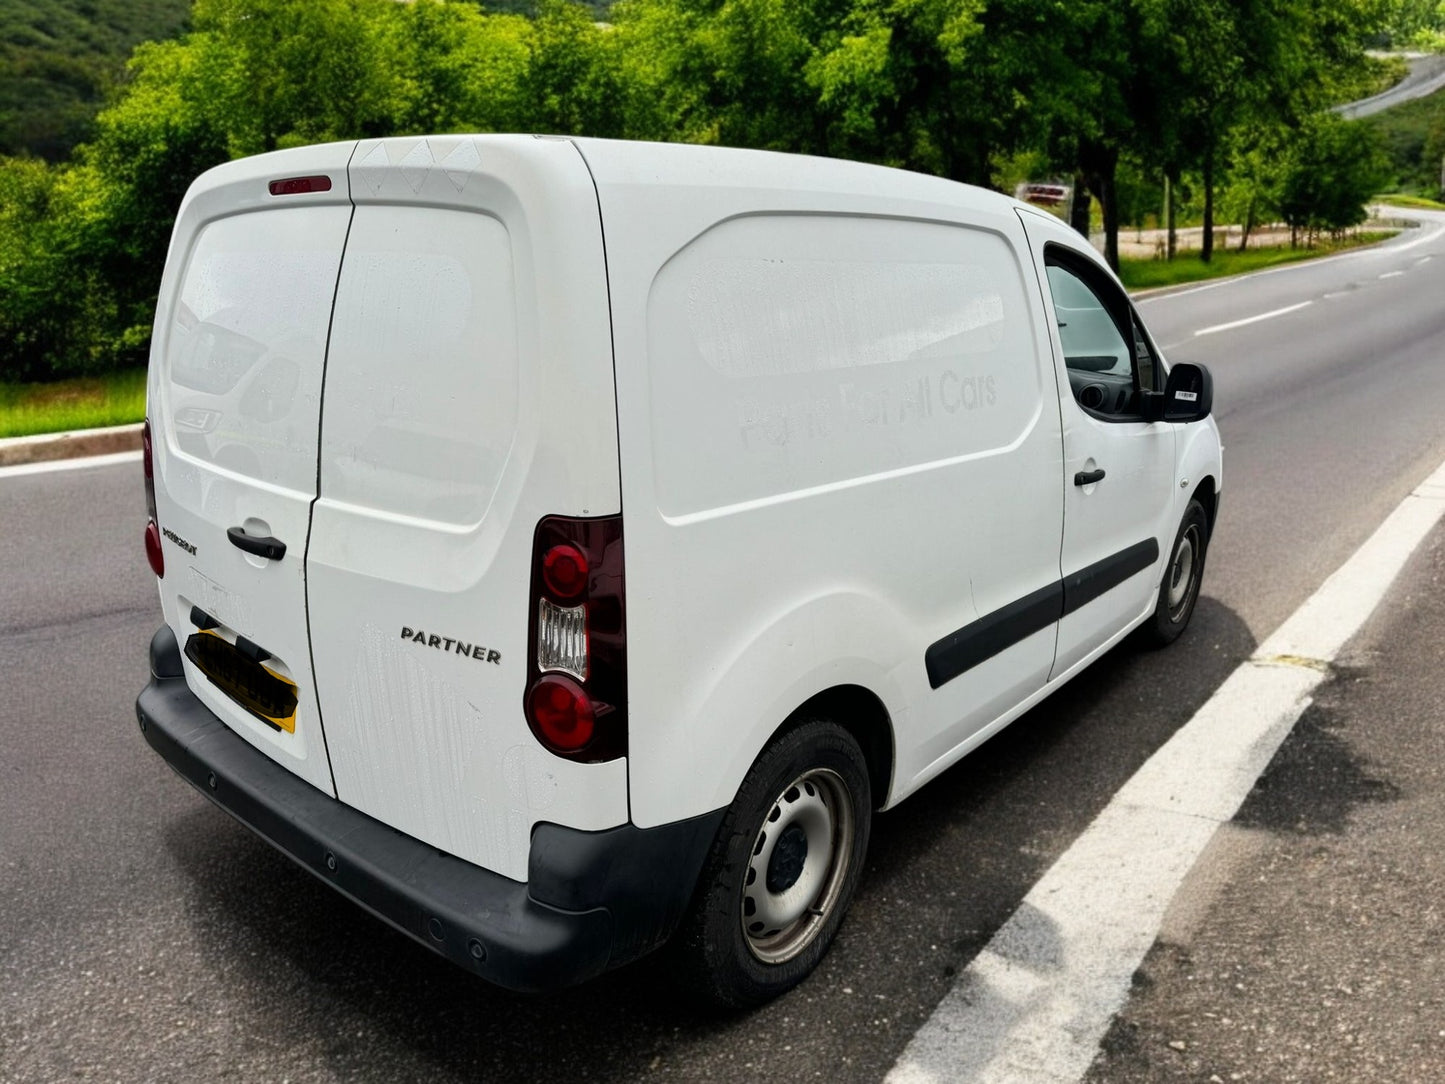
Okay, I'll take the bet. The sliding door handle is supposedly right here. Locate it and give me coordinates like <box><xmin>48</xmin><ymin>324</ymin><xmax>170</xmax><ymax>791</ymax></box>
<box><xmin>227</xmin><ymin>526</ymin><xmax>287</xmax><ymax>561</ymax></box>
<box><xmin>1074</xmin><ymin>469</ymin><xmax>1106</xmax><ymax>486</ymax></box>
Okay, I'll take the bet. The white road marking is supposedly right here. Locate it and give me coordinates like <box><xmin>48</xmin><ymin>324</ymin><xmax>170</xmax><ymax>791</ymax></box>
<box><xmin>1136</xmin><ymin>216</ymin><xmax>1445</xmax><ymax>306</ymax></box>
<box><xmin>888</xmin><ymin>455</ymin><xmax>1445</xmax><ymax>1084</ymax></box>
<box><xmin>1193</xmin><ymin>300</ymin><xmax>1312</xmax><ymax>337</ymax></box>
<box><xmin>0</xmin><ymin>450</ymin><xmax>142</xmax><ymax>480</ymax></box>
<box><xmin>1135</xmin><ymin>278</ymin><xmax>1235</xmax><ymax>304</ymax></box>
<box><xmin>1380</xmin><ymin>270</ymin><xmax>1406</xmax><ymax>279</ymax></box>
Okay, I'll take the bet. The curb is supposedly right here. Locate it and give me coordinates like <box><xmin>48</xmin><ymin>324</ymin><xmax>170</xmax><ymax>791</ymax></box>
<box><xmin>0</xmin><ymin>422</ymin><xmax>144</xmax><ymax>468</ymax></box>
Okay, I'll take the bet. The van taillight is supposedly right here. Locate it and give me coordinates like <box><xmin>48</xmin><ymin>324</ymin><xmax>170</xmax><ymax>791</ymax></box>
<box><xmin>143</xmin><ymin>419</ymin><xmax>163</xmax><ymax>578</ymax></box>
<box><xmin>525</xmin><ymin>515</ymin><xmax>625</xmax><ymax>762</ymax></box>
<box><xmin>268</xmin><ymin>175</ymin><xmax>332</xmax><ymax>196</ymax></box>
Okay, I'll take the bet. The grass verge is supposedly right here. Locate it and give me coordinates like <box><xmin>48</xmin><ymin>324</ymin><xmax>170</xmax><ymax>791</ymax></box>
<box><xmin>1374</xmin><ymin>193</ymin><xmax>1445</xmax><ymax>211</ymax></box>
<box><xmin>1119</xmin><ymin>231</ymin><xmax>1398</xmax><ymax>291</ymax></box>
<box><xmin>0</xmin><ymin>368</ymin><xmax>147</xmax><ymax>439</ymax></box>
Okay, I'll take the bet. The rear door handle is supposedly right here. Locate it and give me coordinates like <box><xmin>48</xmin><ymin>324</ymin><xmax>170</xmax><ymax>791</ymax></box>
<box><xmin>1074</xmin><ymin>469</ymin><xmax>1106</xmax><ymax>486</ymax></box>
<box><xmin>227</xmin><ymin>526</ymin><xmax>287</xmax><ymax>561</ymax></box>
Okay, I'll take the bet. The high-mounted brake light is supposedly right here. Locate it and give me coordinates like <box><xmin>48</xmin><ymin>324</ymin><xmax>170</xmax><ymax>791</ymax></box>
<box><xmin>268</xmin><ymin>175</ymin><xmax>332</xmax><ymax>196</ymax></box>
<box><xmin>525</xmin><ymin>515</ymin><xmax>626</xmax><ymax>762</ymax></box>
<box><xmin>143</xmin><ymin>419</ymin><xmax>163</xmax><ymax>578</ymax></box>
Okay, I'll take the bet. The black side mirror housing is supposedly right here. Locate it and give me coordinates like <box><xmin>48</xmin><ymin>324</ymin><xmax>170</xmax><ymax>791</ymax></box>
<box><xmin>1142</xmin><ymin>362</ymin><xmax>1213</xmax><ymax>423</ymax></box>
<box><xmin>1163</xmin><ymin>362</ymin><xmax>1212</xmax><ymax>422</ymax></box>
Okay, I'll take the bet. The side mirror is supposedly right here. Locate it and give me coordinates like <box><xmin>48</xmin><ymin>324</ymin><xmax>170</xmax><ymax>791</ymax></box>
<box><xmin>1162</xmin><ymin>362</ymin><xmax>1212</xmax><ymax>422</ymax></box>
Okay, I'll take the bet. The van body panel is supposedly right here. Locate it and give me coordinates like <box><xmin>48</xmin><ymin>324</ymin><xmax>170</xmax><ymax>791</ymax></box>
<box><xmin>148</xmin><ymin>142</ymin><xmax>359</xmax><ymax>796</ymax></box>
<box><xmin>574</xmin><ymin>138</ymin><xmax>1067</xmax><ymax>826</ymax></box>
<box><xmin>305</xmin><ymin>136</ymin><xmax>626</xmax><ymax>881</ymax></box>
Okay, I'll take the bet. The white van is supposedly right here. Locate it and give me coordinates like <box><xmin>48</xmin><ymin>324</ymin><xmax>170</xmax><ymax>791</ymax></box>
<box><xmin>136</xmin><ymin>135</ymin><xmax>1221</xmax><ymax>1007</ymax></box>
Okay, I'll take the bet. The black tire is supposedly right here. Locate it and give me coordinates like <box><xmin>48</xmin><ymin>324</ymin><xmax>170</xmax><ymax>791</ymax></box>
<box><xmin>677</xmin><ymin>719</ymin><xmax>872</xmax><ymax>1009</ymax></box>
<box><xmin>1142</xmin><ymin>499</ymin><xmax>1209</xmax><ymax>647</ymax></box>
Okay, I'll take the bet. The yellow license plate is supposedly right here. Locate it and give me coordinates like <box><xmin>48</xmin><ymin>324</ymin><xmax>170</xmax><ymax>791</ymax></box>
<box><xmin>184</xmin><ymin>630</ymin><xmax>298</xmax><ymax>733</ymax></box>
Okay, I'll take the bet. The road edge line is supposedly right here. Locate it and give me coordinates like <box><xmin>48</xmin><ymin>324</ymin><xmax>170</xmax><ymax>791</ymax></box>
<box><xmin>887</xmin><ymin>455</ymin><xmax>1445</xmax><ymax>1084</ymax></box>
<box><xmin>0</xmin><ymin>449</ymin><xmax>142</xmax><ymax>480</ymax></box>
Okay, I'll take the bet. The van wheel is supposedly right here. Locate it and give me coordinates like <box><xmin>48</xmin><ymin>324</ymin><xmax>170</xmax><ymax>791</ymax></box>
<box><xmin>1143</xmin><ymin>499</ymin><xmax>1209</xmax><ymax>647</ymax></box>
<box><xmin>679</xmin><ymin>720</ymin><xmax>871</xmax><ymax>1008</ymax></box>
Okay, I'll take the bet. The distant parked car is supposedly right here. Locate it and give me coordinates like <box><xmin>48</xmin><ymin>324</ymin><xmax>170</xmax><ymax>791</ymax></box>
<box><xmin>1017</xmin><ymin>181</ymin><xmax>1071</xmax><ymax>207</ymax></box>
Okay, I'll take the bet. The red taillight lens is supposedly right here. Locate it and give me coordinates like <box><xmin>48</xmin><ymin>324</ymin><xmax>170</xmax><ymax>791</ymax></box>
<box><xmin>527</xmin><ymin>675</ymin><xmax>596</xmax><ymax>752</ymax></box>
<box><xmin>268</xmin><ymin>175</ymin><xmax>332</xmax><ymax>196</ymax></box>
<box><xmin>542</xmin><ymin>543</ymin><xmax>589</xmax><ymax>601</ymax></box>
<box><xmin>525</xmin><ymin>515</ymin><xmax>626</xmax><ymax>762</ymax></box>
<box><xmin>145</xmin><ymin>519</ymin><xmax>164</xmax><ymax>578</ymax></box>
<box><xmin>143</xmin><ymin>419</ymin><xmax>163</xmax><ymax>577</ymax></box>
<box><xmin>142</xmin><ymin>418</ymin><xmax>157</xmax><ymax>522</ymax></box>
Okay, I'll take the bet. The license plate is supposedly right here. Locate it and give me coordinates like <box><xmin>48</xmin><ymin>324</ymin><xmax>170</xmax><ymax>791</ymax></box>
<box><xmin>184</xmin><ymin>631</ymin><xmax>298</xmax><ymax>733</ymax></box>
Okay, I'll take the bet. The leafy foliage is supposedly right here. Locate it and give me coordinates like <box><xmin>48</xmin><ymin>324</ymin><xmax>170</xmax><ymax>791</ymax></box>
<box><xmin>1363</xmin><ymin>86</ymin><xmax>1445</xmax><ymax>197</ymax></box>
<box><xmin>0</xmin><ymin>0</ymin><xmax>191</xmax><ymax>159</ymax></box>
<box><xmin>0</xmin><ymin>0</ymin><xmax>1419</xmax><ymax>383</ymax></box>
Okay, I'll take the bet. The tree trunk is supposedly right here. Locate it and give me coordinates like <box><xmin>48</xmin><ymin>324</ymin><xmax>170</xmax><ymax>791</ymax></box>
<box><xmin>1166</xmin><ymin>169</ymin><xmax>1177</xmax><ymax>260</ymax></box>
<box><xmin>1070</xmin><ymin>173</ymin><xmax>1091</xmax><ymax>239</ymax></box>
<box><xmin>1100</xmin><ymin>162</ymin><xmax>1120</xmax><ymax>272</ymax></box>
<box><xmin>1201</xmin><ymin>145</ymin><xmax>1215</xmax><ymax>264</ymax></box>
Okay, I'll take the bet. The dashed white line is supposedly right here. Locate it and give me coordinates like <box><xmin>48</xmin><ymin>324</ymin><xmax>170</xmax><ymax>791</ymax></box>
<box><xmin>1193</xmin><ymin>300</ymin><xmax>1313</xmax><ymax>337</ymax></box>
<box><xmin>1380</xmin><ymin>270</ymin><xmax>1406</xmax><ymax>279</ymax></box>
<box><xmin>888</xmin><ymin>455</ymin><xmax>1445</xmax><ymax>1084</ymax></box>
<box><xmin>0</xmin><ymin>450</ymin><xmax>141</xmax><ymax>479</ymax></box>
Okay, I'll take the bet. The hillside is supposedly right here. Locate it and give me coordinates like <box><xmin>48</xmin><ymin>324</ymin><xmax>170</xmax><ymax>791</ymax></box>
<box><xmin>1362</xmin><ymin>83</ymin><xmax>1445</xmax><ymax>197</ymax></box>
<box><xmin>0</xmin><ymin>0</ymin><xmax>191</xmax><ymax>160</ymax></box>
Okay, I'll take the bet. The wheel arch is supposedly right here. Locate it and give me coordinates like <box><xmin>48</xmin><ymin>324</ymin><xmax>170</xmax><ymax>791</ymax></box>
<box><xmin>762</xmin><ymin>684</ymin><xmax>896</xmax><ymax>810</ymax></box>
<box><xmin>1190</xmin><ymin>474</ymin><xmax>1219</xmax><ymax>536</ymax></box>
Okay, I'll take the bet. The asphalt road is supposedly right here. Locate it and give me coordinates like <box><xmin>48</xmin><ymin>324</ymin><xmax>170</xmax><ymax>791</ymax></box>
<box><xmin>4</xmin><ymin>217</ymin><xmax>1445</xmax><ymax>1083</ymax></box>
<box><xmin>1336</xmin><ymin>53</ymin><xmax>1445</xmax><ymax>119</ymax></box>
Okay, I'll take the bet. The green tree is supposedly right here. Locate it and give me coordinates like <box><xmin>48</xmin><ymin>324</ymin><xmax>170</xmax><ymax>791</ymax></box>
<box><xmin>1278</xmin><ymin>113</ymin><xmax>1388</xmax><ymax>240</ymax></box>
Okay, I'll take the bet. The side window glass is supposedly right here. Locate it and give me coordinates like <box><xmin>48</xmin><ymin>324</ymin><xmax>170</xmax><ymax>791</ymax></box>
<box><xmin>1044</xmin><ymin>257</ymin><xmax>1152</xmax><ymax>418</ymax></box>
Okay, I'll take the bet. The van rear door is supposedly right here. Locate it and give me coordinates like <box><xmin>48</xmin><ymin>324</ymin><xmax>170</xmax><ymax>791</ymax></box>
<box><xmin>304</xmin><ymin>136</ymin><xmax>629</xmax><ymax>883</ymax></box>
<box><xmin>149</xmin><ymin>143</ymin><xmax>356</xmax><ymax>796</ymax></box>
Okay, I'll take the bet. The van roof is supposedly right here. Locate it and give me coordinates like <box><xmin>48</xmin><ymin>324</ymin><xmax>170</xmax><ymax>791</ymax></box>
<box><xmin>186</xmin><ymin>135</ymin><xmax>1026</xmax><ymax>221</ymax></box>
<box><xmin>569</xmin><ymin>136</ymin><xmax>1024</xmax><ymax>218</ymax></box>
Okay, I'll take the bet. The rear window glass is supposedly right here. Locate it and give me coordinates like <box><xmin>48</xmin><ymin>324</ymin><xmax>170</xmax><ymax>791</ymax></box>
<box><xmin>165</xmin><ymin>206</ymin><xmax>351</xmax><ymax>494</ymax></box>
<box><xmin>317</xmin><ymin>205</ymin><xmax>519</xmax><ymax>528</ymax></box>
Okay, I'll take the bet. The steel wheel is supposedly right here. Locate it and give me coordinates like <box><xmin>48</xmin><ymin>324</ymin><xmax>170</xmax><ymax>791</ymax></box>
<box><xmin>1166</xmin><ymin>521</ymin><xmax>1201</xmax><ymax>622</ymax></box>
<box><xmin>1143</xmin><ymin>498</ymin><xmax>1210</xmax><ymax>647</ymax></box>
<box><xmin>678</xmin><ymin>719</ymin><xmax>872</xmax><ymax>1008</ymax></box>
<box><xmin>741</xmin><ymin>767</ymin><xmax>855</xmax><ymax>964</ymax></box>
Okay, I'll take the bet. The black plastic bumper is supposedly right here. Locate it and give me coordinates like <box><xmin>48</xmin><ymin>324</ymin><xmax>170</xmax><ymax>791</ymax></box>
<box><xmin>135</xmin><ymin>625</ymin><xmax>723</xmax><ymax>993</ymax></box>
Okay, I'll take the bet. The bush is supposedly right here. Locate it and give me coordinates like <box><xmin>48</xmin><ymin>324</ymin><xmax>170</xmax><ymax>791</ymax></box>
<box><xmin>1278</xmin><ymin>115</ymin><xmax>1388</xmax><ymax>239</ymax></box>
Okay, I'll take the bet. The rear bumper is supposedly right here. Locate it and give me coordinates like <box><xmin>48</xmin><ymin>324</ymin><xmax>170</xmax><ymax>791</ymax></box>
<box><xmin>136</xmin><ymin>625</ymin><xmax>723</xmax><ymax>993</ymax></box>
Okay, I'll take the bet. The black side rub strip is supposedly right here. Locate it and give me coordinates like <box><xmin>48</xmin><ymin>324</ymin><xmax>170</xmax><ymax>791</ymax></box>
<box><xmin>926</xmin><ymin>582</ymin><xmax>1063</xmax><ymax>690</ymax></box>
<box><xmin>925</xmin><ymin>538</ymin><xmax>1161</xmax><ymax>690</ymax></box>
<box><xmin>1061</xmin><ymin>538</ymin><xmax>1159</xmax><ymax>616</ymax></box>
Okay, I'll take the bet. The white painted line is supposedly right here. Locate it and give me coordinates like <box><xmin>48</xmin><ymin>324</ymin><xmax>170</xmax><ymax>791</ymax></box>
<box><xmin>1377</xmin><ymin>220</ymin><xmax>1445</xmax><ymax>255</ymax></box>
<box><xmin>1135</xmin><ymin>278</ymin><xmax>1235</xmax><ymax>304</ymax></box>
<box><xmin>0</xmin><ymin>450</ymin><xmax>142</xmax><ymax>480</ymax></box>
<box><xmin>1135</xmin><ymin>216</ymin><xmax>1445</xmax><ymax>306</ymax></box>
<box><xmin>1193</xmin><ymin>300</ymin><xmax>1312</xmax><ymax>337</ymax></box>
<box><xmin>888</xmin><ymin>455</ymin><xmax>1445</xmax><ymax>1084</ymax></box>
<box><xmin>1380</xmin><ymin>270</ymin><xmax>1406</xmax><ymax>279</ymax></box>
